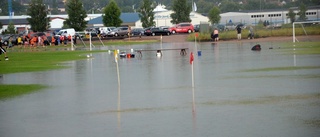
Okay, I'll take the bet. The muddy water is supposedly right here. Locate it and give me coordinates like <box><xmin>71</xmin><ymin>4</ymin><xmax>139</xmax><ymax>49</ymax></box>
<box><xmin>0</xmin><ymin>41</ymin><xmax>319</xmax><ymax>137</ymax></box>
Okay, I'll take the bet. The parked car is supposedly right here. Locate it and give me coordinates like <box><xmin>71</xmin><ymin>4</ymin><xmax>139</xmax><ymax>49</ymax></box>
<box><xmin>212</xmin><ymin>24</ymin><xmax>226</xmax><ymax>32</ymax></box>
<box><xmin>130</xmin><ymin>28</ymin><xmax>145</xmax><ymax>36</ymax></box>
<box><xmin>169</xmin><ymin>22</ymin><xmax>194</xmax><ymax>34</ymax></box>
<box><xmin>55</xmin><ymin>28</ymin><xmax>76</xmax><ymax>36</ymax></box>
<box><xmin>225</xmin><ymin>23</ymin><xmax>246</xmax><ymax>31</ymax></box>
<box><xmin>144</xmin><ymin>27</ymin><xmax>171</xmax><ymax>36</ymax></box>
<box><xmin>85</xmin><ymin>28</ymin><xmax>99</xmax><ymax>37</ymax></box>
<box><xmin>106</xmin><ymin>27</ymin><xmax>129</xmax><ymax>37</ymax></box>
<box><xmin>99</xmin><ymin>27</ymin><xmax>116</xmax><ymax>34</ymax></box>
<box><xmin>1</xmin><ymin>34</ymin><xmax>18</xmax><ymax>46</ymax></box>
<box><xmin>75</xmin><ymin>32</ymin><xmax>84</xmax><ymax>39</ymax></box>
<box><xmin>194</xmin><ymin>24</ymin><xmax>200</xmax><ymax>32</ymax></box>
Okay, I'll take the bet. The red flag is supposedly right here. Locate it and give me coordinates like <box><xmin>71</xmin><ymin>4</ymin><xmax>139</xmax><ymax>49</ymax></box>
<box><xmin>190</xmin><ymin>52</ymin><xmax>194</xmax><ymax>64</ymax></box>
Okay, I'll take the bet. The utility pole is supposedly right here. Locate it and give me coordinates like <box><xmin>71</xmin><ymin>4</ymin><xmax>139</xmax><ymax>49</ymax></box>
<box><xmin>8</xmin><ymin>0</ymin><xmax>12</xmax><ymax>21</ymax></box>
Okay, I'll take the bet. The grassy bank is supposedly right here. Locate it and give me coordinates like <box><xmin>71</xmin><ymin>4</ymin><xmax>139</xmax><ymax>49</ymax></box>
<box><xmin>0</xmin><ymin>84</ymin><xmax>47</xmax><ymax>100</ymax></box>
<box><xmin>0</xmin><ymin>50</ymin><xmax>105</xmax><ymax>74</ymax></box>
<box><xmin>187</xmin><ymin>25</ymin><xmax>320</xmax><ymax>41</ymax></box>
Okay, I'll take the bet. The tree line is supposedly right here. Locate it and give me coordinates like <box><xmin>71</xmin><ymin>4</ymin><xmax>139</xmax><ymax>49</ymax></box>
<box><xmin>0</xmin><ymin>0</ymin><xmax>314</xmax><ymax>33</ymax></box>
<box><xmin>0</xmin><ymin>0</ymin><xmax>318</xmax><ymax>16</ymax></box>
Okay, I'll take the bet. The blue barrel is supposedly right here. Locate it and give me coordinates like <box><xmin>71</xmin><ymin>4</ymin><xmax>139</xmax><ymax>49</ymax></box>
<box><xmin>198</xmin><ymin>51</ymin><xmax>202</xmax><ymax>56</ymax></box>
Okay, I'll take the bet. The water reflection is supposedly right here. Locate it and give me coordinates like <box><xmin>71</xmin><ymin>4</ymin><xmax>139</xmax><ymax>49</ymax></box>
<box><xmin>1</xmin><ymin>41</ymin><xmax>320</xmax><ymax>137</ymax></box>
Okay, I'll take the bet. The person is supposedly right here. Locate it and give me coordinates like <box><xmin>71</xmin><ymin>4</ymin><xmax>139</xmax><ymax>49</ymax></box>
<box><xmin>0</xmin><ymin>38</ymin><xmax>9</xmax><ymax>61</ymax></box>
<box><xmin>8</xmin><ymin>36</ymin><xmax>13</xmax><ymax>48</ymax></box>
<box><xmin>213</xmin><ymin>28</ymin><xmax>219</xmax><ymax>41</ymax></box>
<box><xmin>60</xmin><ymin>35</ymin><xmax>64</xmax><ymax>46</ymax></box>
<box><xmin>63</xmin><ymin>35</ymin><xmax>67</xmax><ymax>46</ymax></box>
<box><xmin>31</xmin><ymin>36</ymin><xmax>38</xmax><ymax>47</ymax></box>
<box><xmin>17</xmin><ymin>36</ymin><xmax>22</xmax><ymax>46</ymax></box>
<box><xmin>236</xmin><ymin>25</ymin><xmax>242</xmax><ymax>40</ymax></box>
<box><xmin>248</xmin><ymin>26</ymin><xmax>254</xmax><ymax>39</ymax></box>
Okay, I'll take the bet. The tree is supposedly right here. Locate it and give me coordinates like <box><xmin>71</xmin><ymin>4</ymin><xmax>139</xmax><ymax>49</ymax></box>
<box><xmin>170</xmin><ymin>0</ymin><xmax>192</xmax><ymax>24</ymax></box>
<box><xmin>298</xmin><ymin>3</ymin><xmax>307</xmax><ymax>21</ymax></box>
<box><xmin>51</xmin><ymin>0</ymin><xmax>60</xmax><ymax>15</ymax></box>
<box><xmin>208</xmin><ymin>6</ymin><xmax>221</xmax><ymax>25</ymax></box>
<box><xmin>219</xmin><ymin>0</ymin><xmax>240</xmax><ymax>13</ymax></box>
<box><xmin>0</xmin><ymin>0</ymin><xmax>26</xmax><ymax>16</ymax></box>
<box><xmin>6</xmin><ymin>22</ymin><xmax>16</xmax><ymax>34</ymax></box>
<box><xmin>138</xmin><ymin>0</ymin><xmax>156</xmax><ymax>28</ymax></box>
<box><xmin>287</xmin><ymin>8</ymin><xmax>296</xmax><ymax>23</ymax></box>
<box><xmin>27</xmin><ymin>0</ymin><xmax>50</xmax><ymax>32</ymax></box>
<box><xmin>102</xmin><ymin>0</ymin><xmax>123</xmax><ymax>27</ymax></box>
<box><xmin>64</xmin><ymin>0</ymin><xmax>88</xmax><ymax>31</ymax></box>
<box><xmin>196</xmin><ymin>0</ymin><xmax>215</xmax><ymax>14</ymax></box>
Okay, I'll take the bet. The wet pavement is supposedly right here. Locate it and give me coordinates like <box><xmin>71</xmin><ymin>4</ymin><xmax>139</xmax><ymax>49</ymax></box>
<box><xmin>0</xmin><ymin>41</ymin><xmax>320</xmax><ymax>137</ymax></box>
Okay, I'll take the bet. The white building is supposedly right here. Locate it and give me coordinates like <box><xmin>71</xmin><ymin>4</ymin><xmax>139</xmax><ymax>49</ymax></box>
<box><xmin>220</xmin><ymin>6</ymin><xmax>320</xmax><ymax>26</ymax></box>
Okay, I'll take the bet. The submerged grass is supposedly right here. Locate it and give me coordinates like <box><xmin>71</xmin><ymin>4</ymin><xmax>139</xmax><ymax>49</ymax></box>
<box><xmin>0</xmin><ymin>84</ymin><xmax>47</xmax><ymax>100</ymax></box>
<box><xmin>0</xmin><ymin>49</ymin><xmax>104</xmax><ymax>100</ymax></box>
<box><xmin>241</xmin><ymin>66</ymin><xmax>320</xmax><ymax>72</ymax></box>
<box><xmin>201</xmin><ymin>93</ymin><xmax>320</xmax><ymax>106</ymax></box>
<box><xmin>279</xmin><ymin>41</ymin><xmax>320</xmax><ymax>55</ymax></box>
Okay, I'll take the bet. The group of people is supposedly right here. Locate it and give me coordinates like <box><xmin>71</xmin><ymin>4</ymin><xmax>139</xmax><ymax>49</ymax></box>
<box><xmin>3</xmin><ymin>32</ymin><xmax>78</xmax><ymax>49</ymax></box>
<box><xmin>236</xmin><ymin>25</ymin><xmax>254</xmax><ymax>40</ymax></box>
<box><xmin>211</xmin><ymin>25</ymin><xmax>255</xmax><ymax>41</ymax></box>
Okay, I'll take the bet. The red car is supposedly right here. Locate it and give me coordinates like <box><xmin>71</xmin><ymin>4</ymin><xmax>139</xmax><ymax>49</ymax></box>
<box><xmin>169</xmin><ymin>23</ymin><xmax>194</xmax><ymax>34</ymax></box>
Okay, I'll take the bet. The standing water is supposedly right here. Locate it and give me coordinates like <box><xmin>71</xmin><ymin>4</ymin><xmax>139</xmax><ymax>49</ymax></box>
<box><xmin>0</xmin><ymin>41</ymin><xmax>319</xmax><ymax>137</ymax></box>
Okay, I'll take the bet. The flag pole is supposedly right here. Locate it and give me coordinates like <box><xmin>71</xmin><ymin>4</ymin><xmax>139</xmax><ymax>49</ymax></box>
<box><xmin>192</xmin><ymin>61</ymin><xmax>194</xmax><ymax>88</ymax></box>
<box><xmin>190</xmin><ymin>52</ymin><xmax>194</xmax><ymax>88</ymax></box>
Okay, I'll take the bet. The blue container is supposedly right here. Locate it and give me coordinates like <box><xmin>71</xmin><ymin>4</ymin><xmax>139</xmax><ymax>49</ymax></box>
<box><xmin>198</xmin><ymin>51</ymin><xmax>202</xmax><ymax>56</ymax></box>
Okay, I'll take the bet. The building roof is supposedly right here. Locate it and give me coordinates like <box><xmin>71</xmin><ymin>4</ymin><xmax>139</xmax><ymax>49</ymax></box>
<box><xmin>0</xmin><ymin>18</ymin><xmax>29</xmax><ymax>25</ymax></box>
<box><xmin>88</xmin><ymin>13</ymin><xmax>140</xmax><ymax>24</ymax></box>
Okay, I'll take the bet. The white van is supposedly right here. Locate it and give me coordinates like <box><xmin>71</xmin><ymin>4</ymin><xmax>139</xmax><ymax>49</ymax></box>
<box><xmin>56</xmin><ymin>28</ymin><xmax>75</xmax><ymax>36</ymax></box>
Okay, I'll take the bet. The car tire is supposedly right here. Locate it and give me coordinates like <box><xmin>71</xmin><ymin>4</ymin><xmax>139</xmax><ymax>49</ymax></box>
<box><xmin>115</xmin><ymin>33</ymin><xmax>118</xmax><ymax>37</ymax></box>
<box><xmin>167</xmin><ymin>32</ymin><xmax>170</xmax><ymax>36</ymax></box>
<box><xmin>188</xmin><ymin>29</ymin><xmax>192</xmax><ymax>33</ymax></box>
<box><xmin>152</xmin><ymin>33</ymin><xmax>155</xmax><ymax>36</ymax></box>
<box><xmin>172</xmin><ymin>30</ymin><xmax>176</xmax><ymax>34</ymax></box>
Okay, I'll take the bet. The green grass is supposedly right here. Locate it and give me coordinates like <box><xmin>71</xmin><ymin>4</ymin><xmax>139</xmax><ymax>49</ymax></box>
<box><xmin>0</xmin><ymin>50</ymin><xmax>104</xmax><ymax>74</ymax></box>
<box><xmin>0</xmin><ymin>84</ymin><xmax>47</xmax><ymax>100</ymax></box>
<box><xmin>278</xmin><ymin>42</ymin><xmax>320</xmax><ymax>55</ymax></box>
<box><xmin>187</xmin><ymin>25</ymin><xmax>320</xmax><ymax>41</ymax></box>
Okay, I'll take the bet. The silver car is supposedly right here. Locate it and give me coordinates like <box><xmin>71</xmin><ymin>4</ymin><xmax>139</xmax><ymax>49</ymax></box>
<box><xmin>107</xmin><ymin>27</ymin><xmax>129</xmax><ymax>37</ymax></box>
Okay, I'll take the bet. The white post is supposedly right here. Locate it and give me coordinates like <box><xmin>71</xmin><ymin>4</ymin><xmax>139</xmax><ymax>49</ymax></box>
<box><xmin>293</xmin><ymin>22</ymin><xmax>295</xmax><ymax>43</ymax></box>
<box><xmin>160</xmin><ymin>35</ymin><xmax>163</xmax><ymax>49</ymax></box>
<box><xmin>89</xmin><ymin>31</ymin><xmax>92</xmax><ymax>51</ymax></box>
<box><xmin>71</xmin><ymin>34</ymin><xmax>74</xmax><ymax>50</ymax></box>
<box><xmin>192</xmin><ymin>62</ymin><xmax>194</xmax><ymax>88</ymax></box>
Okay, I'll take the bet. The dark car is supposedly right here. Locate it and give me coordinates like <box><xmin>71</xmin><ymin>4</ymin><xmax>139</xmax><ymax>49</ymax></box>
<box><xmin>130</xmin><ymin>28</ymin><xmax>145</xmax><ymax>36</ymax></box>
<box><xmin>144</xmin><ymin>27</ymin><xmax>171</xmax><ymax>36</ymax></box>
<box><xmin>212</xmin><ymin>24</ymin><xmax>226</xmax><ymax>32</ymax></box>
<box><xmin>1</xmin><ymin>34</ymin><xmax>18</xmax><ymax>46</ymax></box>
<box><xmin>194</xmin><ymin>24</ymin><xmax>200</xmax><ymax>32</ymax></box>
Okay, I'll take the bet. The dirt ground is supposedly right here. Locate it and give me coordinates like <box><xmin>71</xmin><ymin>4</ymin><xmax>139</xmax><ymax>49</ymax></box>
<box><xmin>126</xmin><ymin>34</ymin><xmax>320</xmax><ymax>43</ymax></box>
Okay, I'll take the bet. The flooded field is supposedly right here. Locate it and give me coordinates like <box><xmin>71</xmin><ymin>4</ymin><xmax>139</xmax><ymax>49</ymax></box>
<box><xmin>0</xmin><ymin>41</ymin><xmax>320</xmax><ymax>137</ymax></box>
